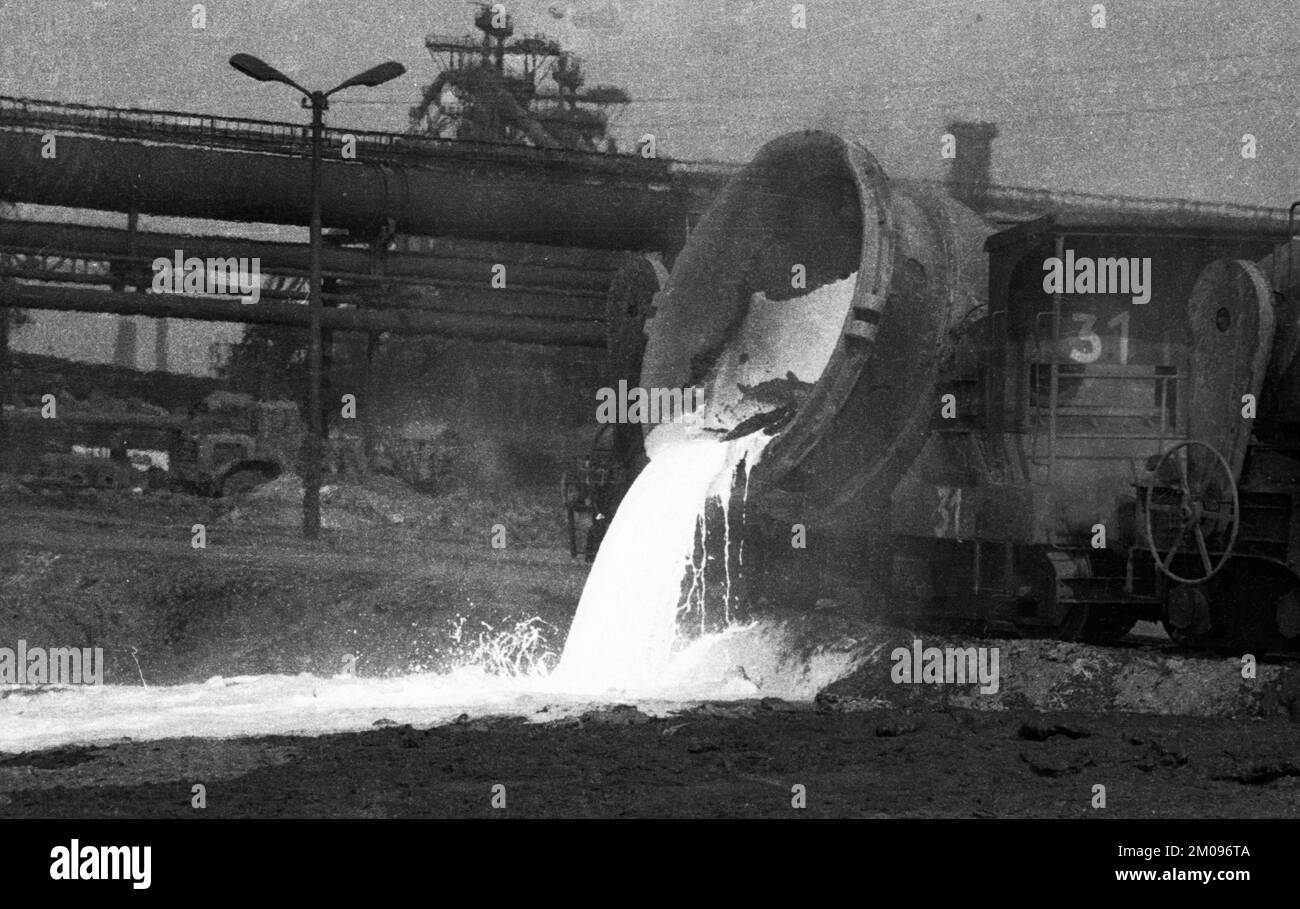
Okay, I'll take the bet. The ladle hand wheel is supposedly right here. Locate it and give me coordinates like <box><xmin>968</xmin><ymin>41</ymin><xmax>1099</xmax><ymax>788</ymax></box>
<box><xmin>1143</xmin><ymin>440</ymin><xmax>1240</xmax><ymax>584</ymax></box>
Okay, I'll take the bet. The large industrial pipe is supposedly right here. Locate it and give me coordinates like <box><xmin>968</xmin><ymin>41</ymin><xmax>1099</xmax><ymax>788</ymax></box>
<box><xmin>1</xmin><ymin>284</ymin><xmax>605</xmax><ymax>346</ymax></box>
<box><xmin>641</xmin><ymin>131</ymin><xmax>993</xmax><ymax>530</ymax></box>
<box><xmin>0</xmin><ymin>266</ymin><xmax>604</xmax><ymax>321</ymax></box>
<box><xmin>0</xmin><ymin>220</ymin><xmax>620</xmax><ymax>294</ymax></box>
<box><xmin>0</xmin><ymin>130</ymin><xmax>684</xmax><ymax>251</ymax></box>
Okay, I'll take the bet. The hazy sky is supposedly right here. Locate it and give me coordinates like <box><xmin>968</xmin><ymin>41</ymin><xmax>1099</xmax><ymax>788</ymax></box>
<box><xmin>0</xmin><ymin>0</ymin><xmax>1296</xmax><ymax>201</ymax></box>
<box><xmin>2</xmin><ymin>0</ymin><xmax>1298</xmax><ymax>372</ymax></box>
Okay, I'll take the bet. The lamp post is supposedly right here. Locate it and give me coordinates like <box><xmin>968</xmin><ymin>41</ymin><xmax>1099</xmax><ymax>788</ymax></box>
<box><xmin>229</xmin><ymin>54</ymin><xmax>406</xmax><ymax>539</ymax></box>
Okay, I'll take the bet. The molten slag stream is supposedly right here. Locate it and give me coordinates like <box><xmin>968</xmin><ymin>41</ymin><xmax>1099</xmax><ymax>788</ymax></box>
<box><xmin>552</xmin><ymin>433</ymin><xmax>769</xmax><ymax>694</ymax></box>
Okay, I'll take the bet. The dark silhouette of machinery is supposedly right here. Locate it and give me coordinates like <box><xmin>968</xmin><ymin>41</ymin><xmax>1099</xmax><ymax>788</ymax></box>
<box><xmin>410</xmin><ymin>3</ymin><xmax>630</xmax><ymax>151</ymax></box>
<box><xmin>17</xmin><ymin>394</ymin><xmax>291</xmax><ymax>498</ymax></box>
<box><xmin>561</xmin><ymin>424</ymin><xmax>636</xmax><ymax>561</ymax></box>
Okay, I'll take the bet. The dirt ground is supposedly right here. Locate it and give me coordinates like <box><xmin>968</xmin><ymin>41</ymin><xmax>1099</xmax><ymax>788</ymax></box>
<box><xmin>1</xmin><ymin>705</ymin><xmax>1297</xmax><ymax>818</ymax></box>
<box><xmin>0</xmin><ymin>487</ymin><xmax>583</xmax><ymax>684</ymax></box>
<box><xmin>2</xmin><ymin>486</ymin><xmax>1298</xmax><ymax>818</ymax></box>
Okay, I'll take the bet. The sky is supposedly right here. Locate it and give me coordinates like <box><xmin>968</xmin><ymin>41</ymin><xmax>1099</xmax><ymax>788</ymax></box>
<box><xmin>1</xmin><ymin>0</ymin><xmax>1298</xmax><ymax>371</ymax></box>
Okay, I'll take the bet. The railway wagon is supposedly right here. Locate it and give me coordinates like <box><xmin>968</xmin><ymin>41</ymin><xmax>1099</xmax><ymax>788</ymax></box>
<box><xmin>632</xmin><ymin>130</ymin><xmax>1299</xmax><ymax>651</ymax></box>
<box><xmin>885</xmin><ymin>219</ymin><xmax>1300</xmax><ymax>650</ymax></box>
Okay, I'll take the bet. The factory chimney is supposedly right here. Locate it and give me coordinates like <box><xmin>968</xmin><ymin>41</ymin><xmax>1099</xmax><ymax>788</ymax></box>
<box><xmin>946</xmin><ymin>120</ymin><xmax>998</xmax><ymax>209</ymax></box>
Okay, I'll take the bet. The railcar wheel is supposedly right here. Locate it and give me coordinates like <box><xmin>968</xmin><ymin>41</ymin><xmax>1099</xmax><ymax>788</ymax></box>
<box><xmin>1143</xmin><ymin>441</ymin><xmax>1239</xmax><ymax>585</ymax></box>
<box><xmin>1164</xmin><ymin>582</ymin><xmax>1213</xmax><ymax>643</ymax></box>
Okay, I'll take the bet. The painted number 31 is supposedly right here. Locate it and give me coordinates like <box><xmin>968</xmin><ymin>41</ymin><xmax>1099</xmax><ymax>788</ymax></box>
<box><xmin>1069</xmin><ymin>311</ymin><xmax>1130</xmax><ymax>364</ymax></box>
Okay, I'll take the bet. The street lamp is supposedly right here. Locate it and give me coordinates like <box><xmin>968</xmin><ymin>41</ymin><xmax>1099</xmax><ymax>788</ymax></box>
<box><xmin>229</xmin><ymin>54</ymin><xmax>406</xmax><ymax>540</ymax></box>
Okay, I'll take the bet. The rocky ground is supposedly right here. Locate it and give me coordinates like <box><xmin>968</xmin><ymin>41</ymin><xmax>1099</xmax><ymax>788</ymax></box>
<box><xmin>1</xmin><ymin>704</ymin><xmax>1297</xmax><ymax>818</ymax></box>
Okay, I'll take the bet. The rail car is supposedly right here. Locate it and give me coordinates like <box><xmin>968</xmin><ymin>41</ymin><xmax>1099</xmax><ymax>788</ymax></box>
<box><xmin>885</xmin><ymin>218</ymin><xmax>1300</xmax><ymax>650</ymax></box>
<box><xmin>602</xmin><ymin>129</ymin><xmax>1300</xmax><ymax>651</ymax></box>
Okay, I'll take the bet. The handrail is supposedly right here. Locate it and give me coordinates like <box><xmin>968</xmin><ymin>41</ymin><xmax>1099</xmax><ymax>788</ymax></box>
<box><xmin>0</xmin><ymin>94</ymin><xmax>673</xmax><ymax>180</ymax></box>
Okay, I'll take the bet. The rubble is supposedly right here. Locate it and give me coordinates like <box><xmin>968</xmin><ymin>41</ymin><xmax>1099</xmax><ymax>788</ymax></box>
<box><xmin>814</xmin><ymin>625</ymin><xmax>1297</xmax><ymax>720</ymax></box>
